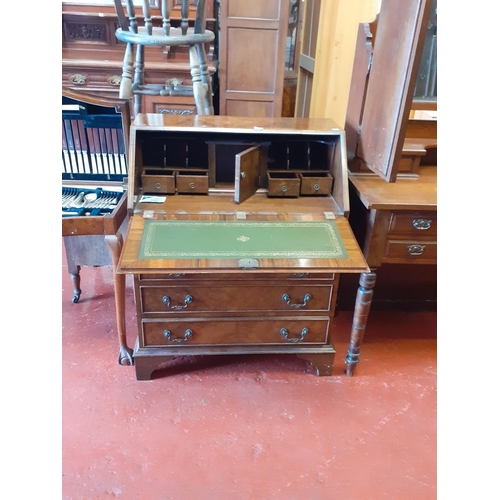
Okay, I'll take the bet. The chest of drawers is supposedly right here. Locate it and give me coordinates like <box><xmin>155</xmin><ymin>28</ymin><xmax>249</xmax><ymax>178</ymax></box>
<box><xmin>349</xmin><ymin>166</ymin><xmax>437</xmax><ymax>269</ymax></box>
<box><xmin>118</xmin><ymin>115</ymin><xmax>373</xmax><ymax>379</ymax></box>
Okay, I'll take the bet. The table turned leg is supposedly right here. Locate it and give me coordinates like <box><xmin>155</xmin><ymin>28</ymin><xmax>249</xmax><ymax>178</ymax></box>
<box><xmin>69</xmin><ymin>265</ymin><xmax>82</xmax><ymax>303</ymax></box>
<box><xmin>105</xmin><ymin>233</ymin><xmax>134</xmax><ymax>366</ymax></box>
<box><xmin>346</xmin><ymin>272</ymin><xmax>376</xmax><ymax>377</ymax></box>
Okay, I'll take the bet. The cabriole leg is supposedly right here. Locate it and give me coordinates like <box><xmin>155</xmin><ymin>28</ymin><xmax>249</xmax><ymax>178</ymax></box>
<box><xmin>105</xmin><ymin>233</ymin><xmax>134</xmax><ymax>366</ymax></box>
<box><xmin>346</xmin><ymin>272</ymin><xmax>376</xmax><ymax>376</ymax></box>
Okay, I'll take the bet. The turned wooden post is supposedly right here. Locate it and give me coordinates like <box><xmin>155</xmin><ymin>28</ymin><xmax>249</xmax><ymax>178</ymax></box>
<box><xmin>346</xmin><ymin>272</ymin><xmax>376</xmax><ymax>376</ymax></box>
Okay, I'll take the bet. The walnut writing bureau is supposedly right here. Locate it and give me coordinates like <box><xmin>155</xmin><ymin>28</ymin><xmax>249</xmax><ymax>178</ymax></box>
<box><xmin>117</xmin><ymin>115</ymin><xmax>374</xmax><ymax>380</ymax></box>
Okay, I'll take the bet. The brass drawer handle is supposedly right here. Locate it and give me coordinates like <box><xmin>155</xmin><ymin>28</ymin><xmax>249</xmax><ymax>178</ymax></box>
<box><xmin>292</xmin><ymin>272</ymin><xmax>309</xmax><ymax>277</ymax></box>
<box><xmin>281</xmin><ymin>186</ymin><xmax>287</xmax><ymax>192</ymax></box>
<box><xmin>163</xmin><ymin>329</ymin><xmax>193</xmax><ymax>343</ymax></box>
<box><xmin>280</xmin><ymin>327</ymin><xmax>308</xmax><ymax>342</ymax></box>
<box><xmin>70</xmin><ymin>73</ymin><xmax>86</xmax><ymax>85</ymax></box>
<box><xmin>167</xmin><ymin>273</ymin><xmax>186</xmax><ymax>277</ymax></box>
<box><xmin>108</xmin><ymin>75</ymin><xmax>121</xmax><ymax>86</ymax></box>
<box><xmin>407</xmin><ymin>245</ymin><xmax>425</xmax><ymax>256</ymax></box>
<box><xmin>162</xmin><ymin>294</ymin><xmax>193</xmax><ymax>309</ymax></box>
<box><xmin>412</xmin><ymin>219</ymin><xmax>432</xmax><ymax>230</ymax></box>
<box><xmin>282</xmin><ymin>293</ymin><xmax>311</xmax><ymax>308</ymax></box>
<box><xmin>189</xmin><ymin>182</ymin><xmax>195</xmax><ymax>189</ymax></box>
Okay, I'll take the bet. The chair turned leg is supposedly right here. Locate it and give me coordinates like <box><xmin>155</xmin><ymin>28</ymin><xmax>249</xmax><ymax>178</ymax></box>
<box><xmin>346</xmin><ymin>272</ymin><xmax>376</xmax><ymax>376</ymax></box>
<box><xmin>132</xmin><ymin>44</ymin><xmax>145</xmax><ymax>116</ymax></box>
<box><xmin>189</xmin><ymin>45</ymin><xmax>209</xmax><ymax>116</ymax></box>
<box><xmin>197</xmin><ymin>44</ymin><xmax>214</xmax><ymax>115</ymax></box>
<box><xmin>119</xmin><ymin>42</ymin><xmax>134</xmax><ymax>101</ymax></box>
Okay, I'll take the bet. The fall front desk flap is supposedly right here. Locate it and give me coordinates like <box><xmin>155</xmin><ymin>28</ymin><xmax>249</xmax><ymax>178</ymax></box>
<box><xmin>118</xmin><ymin>216</ymin><xmax>370</xmax><ymax>272</ymax></box>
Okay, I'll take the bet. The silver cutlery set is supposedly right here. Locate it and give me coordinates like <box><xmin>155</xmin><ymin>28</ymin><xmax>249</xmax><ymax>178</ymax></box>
<box><xmin>62</xmin><ymin>187</ymin><xmax>121</xmax><ymax>217</ymax></box>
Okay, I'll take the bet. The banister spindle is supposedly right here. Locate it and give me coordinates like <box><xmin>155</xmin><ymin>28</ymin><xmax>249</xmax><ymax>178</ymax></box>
<box><xmin>181</xmin><ymin>0</ymin><xmax>188</xmax><ymax>35</ymax></box>
<box><xmin>124</xmin><ymin>0</ymin><xmax>137</xmax><ymax>33</ymax></box>
<box><xmin>142</xmin><ymin>0</ymin><xmax>152</xmax><ymax>35</ymax></box>
<box><xmin>161</xmin><ymin>0</ymin><xmax>170</xmax><ymax>36</ymax></box>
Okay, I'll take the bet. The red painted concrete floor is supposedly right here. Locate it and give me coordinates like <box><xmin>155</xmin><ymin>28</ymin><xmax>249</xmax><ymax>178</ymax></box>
<box><xmin>62</xmin><ymin>260</ymin><xmax>437</xmax><ymax>499</ymax></box>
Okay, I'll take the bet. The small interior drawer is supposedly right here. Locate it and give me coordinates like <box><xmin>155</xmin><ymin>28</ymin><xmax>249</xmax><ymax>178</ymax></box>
<box><xmin>267</xmin><ymin>172</ymin><xmax>300</xmax><ymax>197</ymax></box>
<box><xmin>141</xmin><ymin>168</ymin><xmax>176</xmax><ymax>194</ymax></box>
<box><xmin>299</xmin><ymin>172</ymin><xmax>333</xmax><ymax>195</ymax></box>
<box><xmin>175</xmin><ymin>170</ymin><xmax>209</xmax><ymax>194</ymax></box>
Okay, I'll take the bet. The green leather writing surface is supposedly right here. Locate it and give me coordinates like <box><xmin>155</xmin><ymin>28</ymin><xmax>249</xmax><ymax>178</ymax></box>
<box><xmin>139</xmin><ymin>220</ymin><xmax>348</xmax><ymax>259</ymax></box>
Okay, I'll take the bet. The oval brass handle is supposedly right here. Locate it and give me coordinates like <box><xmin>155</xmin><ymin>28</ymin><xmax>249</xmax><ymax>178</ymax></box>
<box><xmin>189</xmin><ymin>182</ymin><xmax>195</xmax><ymax>189</ymax></box>
<box><xmin>162</xmin><ymin>295</ymin><xmax>193</xmax><ymax>309</ymax></box>
<box><xmin>314</xmin><ymin>184</ymin><xmax>320</xmax><ymax>191</ymax></box>
<box><xmin>407</xmin><ymin>245</ymin><xmax>425</xmax><ymax>256</ymax></box>
<box><xmin>282</xmin><ymin>293</ymin><xmax>311</xmax><ymax>308</ymax></box>
<box><xmin>280</xmin><ymin>327</ymin><xmax>308</xmax><ymax>342</ymax></box>
<box><xmin>155</xmin><ymin>182</ymin><xmax>161</xmax><ymax>189</ymax></box>
<box><xmin>412</xmin><ymin>219</ymin><xmax>432</xmax><ymax>230</ymax></box>
<box><xmin>163</xmin><ymin>329</ymin><xmax>193</xmax><ymax>342</ymax></box>
<box><xmin>281</xmin><ymin>186</ymin><xmax>287</xmax><ymax>192</ymax></box>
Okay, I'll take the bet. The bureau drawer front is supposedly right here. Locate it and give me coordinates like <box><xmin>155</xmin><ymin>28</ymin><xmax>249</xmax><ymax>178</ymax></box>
<box><xmin>138</xmin><ymin>272</ymin><xmax>335</xmax><ymax>281</ymax></box>
<box><xmin>142</xmin><ymin>318</ymin><xmax>329</xmax><ymax>346</ymax></box>
<box><xmin>388</xmin><ymin>212</ymin><xmax>437</xmax><ymax>237</ymax></box>
<box><xmin>140</xmin><ymin>285</ymin><xmax>333</xmax><ymax>313</ymax></box>
<box><xmin>384</xmin><ymin>240</ymin><xmax>437</xmax><ymax>263</ymax></box>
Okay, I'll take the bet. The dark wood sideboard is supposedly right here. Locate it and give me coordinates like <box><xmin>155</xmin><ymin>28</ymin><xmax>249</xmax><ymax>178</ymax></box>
<box><xmin>62</xmin><ymin>1</ymin><xmax>217</xmax><ymax>116</ymax></box>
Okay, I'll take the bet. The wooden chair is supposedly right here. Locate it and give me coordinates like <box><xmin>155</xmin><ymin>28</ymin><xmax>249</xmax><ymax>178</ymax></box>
<box><xmin>113</xmin><ymin>0</ymin><xmax>215</xmax><ymax>116</ymax></box>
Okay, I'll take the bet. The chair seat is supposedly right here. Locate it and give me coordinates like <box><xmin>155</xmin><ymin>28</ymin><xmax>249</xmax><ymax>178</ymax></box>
<box><xmin>115</xmin><ymin>26</ymin><xmax>215</xmax><ymax>47</ymax></box>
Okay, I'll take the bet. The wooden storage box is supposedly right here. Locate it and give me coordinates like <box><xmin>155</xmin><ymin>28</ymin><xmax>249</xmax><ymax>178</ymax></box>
<box><xmin>299</xmin><ymin>172</ymin><xmax>333</xmax><ymax>196</ymax></box>
<box><xmin>267</xmin><ymin>172</ymin><xmax>300</xmax><ymax>197</ymax></box>
<box><xmin>141</xmin><ymin>169</ymin><xmax>176</xmax><ymax>194</ymax></box>
<box><xmin>175</xmin><ymin>170</ymin><xmax>209</xmax><ymax>194</ymax></box>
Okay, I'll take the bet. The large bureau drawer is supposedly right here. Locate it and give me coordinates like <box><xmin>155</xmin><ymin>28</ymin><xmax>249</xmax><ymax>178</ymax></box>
<box><xmin>140</xmin><ymin>284</ymin><xmax>333</xmax><ymax>313</ymax></box>
<box><xmin>138</xmin><ymin>272</ymin><xmax>335</xmax><ymax>281</ymax></box>
<box><xmin>141</xmin><ymin>317</ymin><xmax>329</xmax><ymax>346</ymax></box>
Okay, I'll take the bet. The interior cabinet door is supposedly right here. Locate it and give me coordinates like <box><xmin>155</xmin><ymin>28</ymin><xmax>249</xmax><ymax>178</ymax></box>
<box><xmin>234</xmin><ymin>145</ymin><xmax>261</xmax><ymax>203</ymax></box>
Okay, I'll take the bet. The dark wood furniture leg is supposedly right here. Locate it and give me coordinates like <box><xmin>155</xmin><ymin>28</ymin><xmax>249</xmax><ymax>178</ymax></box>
<box><xmin>69</xmin><ymin>264</ymin><xmax>82</xmax><ymax>304</ymax></box>
<box><xmin>346</xmin><ymin>272</ymin><xmax>376</xmax><ymax>376</ymax></box>
<box><xmin>105</xmin><ymin>233</ymin><xmax>134</xmax><ymax>366</ymax></box>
